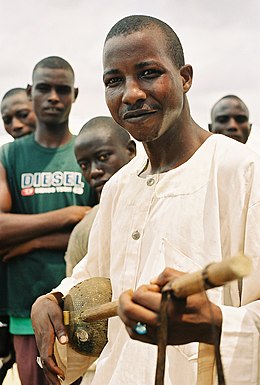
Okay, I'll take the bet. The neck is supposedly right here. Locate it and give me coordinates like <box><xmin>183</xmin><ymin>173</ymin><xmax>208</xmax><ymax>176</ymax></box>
<box><xmin>143</xmin><ymin>118</ymin><xmax>211</xmax><ymax>174</ymax></box>
<box><xmin>34</xmin><ymin>121</ymin><xmax>72</xmax><ymax>148</ymax></box>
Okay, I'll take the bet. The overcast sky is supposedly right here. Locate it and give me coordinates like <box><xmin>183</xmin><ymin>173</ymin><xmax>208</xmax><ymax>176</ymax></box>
<box><xmin>0</xmin><ymin>0</ymin><xmax>260</xmax><ymax>143</ymax></box>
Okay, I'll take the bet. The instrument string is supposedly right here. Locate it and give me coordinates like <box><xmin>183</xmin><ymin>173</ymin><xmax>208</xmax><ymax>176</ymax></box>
<box><xmin>155</xmin><ymin>290</ymin><xmax>169</xmax><ymax>385</ymax></box>
<box><xmin>154</xmin><ymin>290</ymin><xmax>226</xmax><ymax>385</ymax></box>
<box><xmin>203</xmin><ymin>291</ymin><xmax>226</xmax><ymax>385</ymax></box>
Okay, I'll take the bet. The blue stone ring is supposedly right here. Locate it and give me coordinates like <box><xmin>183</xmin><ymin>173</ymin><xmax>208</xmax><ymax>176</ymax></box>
<box><xmin>134</xmin><ymin>321</ymin><xmax>147</xmax><ymax>335</ymax></box>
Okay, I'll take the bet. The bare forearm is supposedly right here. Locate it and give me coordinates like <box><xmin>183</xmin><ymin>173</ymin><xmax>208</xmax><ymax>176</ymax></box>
<box><xmin>0</xmin><ymin>212</ymin><xmax>69</xmax><ymax>247</ymax></box>
<box><xmin>0</xmin><ymin>206</ymin><xmax>90</xmax><ymax>247</ymax></box>
<box><xmin>33</xmin><ymin>232</ymin><xmax>71</xmax><ymax>251</ymax></box>
<box><xmin>0</xmin><ymin>232</ymin><xmax>71</xmax><ymax>262</ymax></box>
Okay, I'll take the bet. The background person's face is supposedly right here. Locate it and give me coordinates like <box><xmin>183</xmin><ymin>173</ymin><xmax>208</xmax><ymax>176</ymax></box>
<box><xmin>210</xmin><ymin>98</ymin><xmax>251</xmax><ymax>143</ymax></box>
<box><xmin>75</xmin><ymin>129</ymin><xmax>135</xmax><ymax>198</ymax></box>
<box><xmin>31</xmin><ymin>68</ymin><xmax>76</xmax><ymax>126</ymax></box>
<box><xmin>1</xmin><ymin>93</ymin><xmax>36</xmax><ymax>138</ymax></box>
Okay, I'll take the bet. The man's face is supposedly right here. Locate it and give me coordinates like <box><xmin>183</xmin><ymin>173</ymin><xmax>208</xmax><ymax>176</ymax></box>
<box><xmin>210</xmin><ymin>98</ymin><xmax>251</xmax><ymax>144</ymax></box>
<box><xmin>30</xmin><ymin>67</ymin><xmax>77</xmax><ymax>126</ymax></box>
<box><xmin>1</xmin><ymin>92</ymin><xmax>36</xmax><ymax>138</ymax></box>
<box><xmin>103</xmin><ymin>28</ymin><xmax>189</xmax><ymax>143</ymax></box>
<box><xmin>75</xmin><ymin>129</ymin><xmax>135</xmax><ymax>198</ymax></box>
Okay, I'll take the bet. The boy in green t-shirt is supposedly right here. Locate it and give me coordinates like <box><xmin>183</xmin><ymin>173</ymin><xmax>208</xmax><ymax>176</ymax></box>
<box><xmin>0</xmin><ymin>57</ymin><xmax>97</xmax><ymax>385</ymax></box>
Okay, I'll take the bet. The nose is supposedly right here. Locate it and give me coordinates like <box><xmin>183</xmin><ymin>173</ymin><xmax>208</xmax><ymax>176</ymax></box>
<box><xmin>48</xmin><ymin>88</ymin><xmax>60</xmax><ymax>103</ymax></box>
<box><xmin>122</xmin><ymin>78</ymin><xmax>146</xmax><ymax>105</ymax></box>
<box><xmin>227</xmin><ymin>117</ymin><xmax>239</xmax><ymax>132</ymax></box>
<box><xmin>89</xmin><ymin>162</ymin><xmax>104</xmax><ymax>180</ymax></box>
<box><xmin>11</xmin><ymin>117</ymin><xmax>23</xmax><ymax>131</ymax></box>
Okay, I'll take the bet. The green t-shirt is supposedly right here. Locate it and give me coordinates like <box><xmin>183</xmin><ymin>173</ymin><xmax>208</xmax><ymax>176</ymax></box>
<box><xmin>0</xmin><ymin>134</ymin><xmax>97</xmax><ymax>333</ymax></box>
<box><xmin>10</xmin><ymin>316</ymin><xmax>34</xmax><ymax>335</ymax></box>
<box><xmin>0</xmin><ymin>261</ymin><xmax>8</xmax><ymax>316</ymax></box>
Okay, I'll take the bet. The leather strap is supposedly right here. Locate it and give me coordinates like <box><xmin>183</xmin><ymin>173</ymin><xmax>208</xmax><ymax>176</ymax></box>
<box><xmin>154</xmin><ymin>288</ymin><xmax>226</xmax><ymax>385</ymax></box>
<box><xmin>155</xmin><ymin>291</ymin><xmax>169</xmax><ymax>385</ymax></box>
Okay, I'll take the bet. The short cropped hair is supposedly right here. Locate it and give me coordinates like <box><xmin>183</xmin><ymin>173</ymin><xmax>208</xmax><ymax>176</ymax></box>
<box><xmin>105</xmin><ymin>15</ymin><xmax>185</xmax><ymax>69</ymax></box>
<box><xmin>1</xmin><ymin>88</ymin><xmax>27</xmax><ymax>103</ymax></box>
<box><xmin>79</xmin><ymin>116</ymin><xmax>131</xmax><ymax>145</ymax></box>
<box><xmin>32</xmin><ymin>56</ymin><xmax>75</xmax><ymax>80</ymax></box>
<box><xmin>211</xmin><ymin>95</ymin><xmax>249</xmax><ymax>119</ymax></box>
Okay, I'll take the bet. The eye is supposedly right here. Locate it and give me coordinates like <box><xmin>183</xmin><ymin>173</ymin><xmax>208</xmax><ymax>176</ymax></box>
<box><xmin>140</xmin><ymin>69</ymin><xmax>162</xmax><ymax>79</ymax></box>
<box><xmin>79</xmin><ymin>161</ymin><xmax>90</xmax><ymax>172</ymax></box>
<box><xmin>216</xmin><ymin>116</ymin><xmax>229</xmax><ymax>124</ymax></box>
<box><xmin>2</xmin><ymin>116</ymin><xmax>12</xmax><ymax>125</ymax></box>
<box><xmin>104</xmin><ymin>77</ymin><xmax>123</xmax><ymax>88</ymax></box>
<box><xmin>56</xmin><ymin>86</ymin><xmax>72</xmax><ymax>95</ymax></box>
<box><xmin>17</xmin><ymin>110</ymin><xmax>29</xmax><ymax>119</ymax></box>
<box><xmin>35</xmin><ymin>84</ymin><xmax>51</xmax><ymax>93</ymax></box>
<box><xmin>98</xmin><ymin>153</ymin><xmax>110</xmax><ymax>162</ymax></box>
<box><xmin>235</xmin><ymin>116</ymin><xmax>248</xmax><ymax>124</ymax></box>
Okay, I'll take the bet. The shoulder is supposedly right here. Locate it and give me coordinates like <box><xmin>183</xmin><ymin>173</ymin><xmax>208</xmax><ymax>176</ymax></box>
<box><xmin>66</xmin><ymin>206</ymin><xmax>100</xmax><ymax>264</ymax></box>
<box><xmin>208</xmin><ymin>135</ymin><xmax>260</xmax><ymax>205</ymax></box>
<box><xmin>108</xmin><ymin>152</ymin><xmax>147</xmax><ymax>183</ymax></box>
<box><xmin>1</xmin><ymin>134</ymin><xmax>33</xmax><ymax>151</ymax></box>
<box><xmin>211</xmin><ymin>134</ymin><xmax>259</xmax><ymax>158</ymax></box>
<box><xmin>207</xmin><ymin>134</ymin><xmax>260</xmax><ymax>171</ymax></box>
<box><xmin>72</xmin><ymin>205</ymin><xmax>99</xmax><ymax>236</ymax></box>
<box><xmin>65</xmin><ymin>135</ymin><xmax>76</xmax><ymax>147</ymax></box>
<box><xmin>0</xmin><ymin>134</ymin><xmax>34</xmax><ymax>165</ymax></box>
<box><xmin>94</xmin><ymin>154</ymin><xmax>146</xmax><ymax>216</ymax></box>
<box><xmin>100</xmin><ymin>153</ymin><xmax>146</xmax><ymax>198</ymax></box>
<box><xmin>79</xmin><ymin>205</ymin><xmax>99</xmax><ymax>228</ymax></box>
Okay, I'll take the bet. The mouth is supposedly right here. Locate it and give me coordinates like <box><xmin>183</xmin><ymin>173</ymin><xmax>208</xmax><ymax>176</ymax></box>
<box><xmin>43</xmin><ymin>107</ymin><xmax>62</xmax><ymax>113</ymax></box>
<box><xmin>227</xmin><ymin>134</ymin><xmax>241</xmax><ymax>142</ymax></box>
<box><xmin>123</xmin><ymin>109</ymin><xmax>157</xmax><ymax>121</ymax></box>
<box><xmin>14</xmin><ymin>132</ymin><xmax>24</xmax><ymax>138</ymax></box>
<box><xmin>92</xmin><ymin>180</ymin><xmax>107</xmax><ymax>193</ymax></box>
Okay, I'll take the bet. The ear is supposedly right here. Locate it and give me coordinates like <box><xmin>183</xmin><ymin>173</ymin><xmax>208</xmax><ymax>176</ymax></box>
<box><xmin>74</xmin><ymin>88</ymin><xmax>79</xmax><ymax>102</ymax></box>
<box><xmin>126</xmin><ymin>140</ymin><xmax>137</xmax><ymax>160</ymax></box>
<box><xmin>26</xmin><ymin>84</ymin><xmax>32</xmax><ymax>100</ymax></box>
<box><xmin>249</xmin><ymin>123</ymin><xmax>252</xmax><ymax>135</ymax></box>
<box><xmin>180</xmin><ymin>65</ymin><xmax>193</xmax><ymax>94</ymax></box>
<box><xmin>208</xmin><ymin>124</ymin><xmax>213</xmax><ymax>132</ymax></box>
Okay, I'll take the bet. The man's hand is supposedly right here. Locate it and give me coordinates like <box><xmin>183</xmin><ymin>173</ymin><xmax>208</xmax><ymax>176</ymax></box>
<box><xmin>0</xmin><ymin>206</ymin><xmax>92</xmax><ymax>248</ymax></box>
<box><xmin>62</xmin><ymin>205</ymin><xmax>92</xmax><ymax>225</ymax></box>
<box><xmin>1</xmin><ymin>240</ymin><xmax>35</xmax><ymax>262</ymax></box>
<box><xmin>1</xmin><ymin>232</ymin><xmax>72</xmax><ymax>262</ymax></box>
<box><xmin>118</xmin><ymin>267</ymin><xmax>222</xmax><ymax>346</ymax></box>
<box><xmin>31</xmin><ymin>293</ymin><xmax>68</xmax><ymax>384</ymax></box>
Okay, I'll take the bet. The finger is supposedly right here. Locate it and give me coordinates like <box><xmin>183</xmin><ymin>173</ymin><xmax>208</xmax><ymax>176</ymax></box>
<box><xmin>132</xmin><ymin>285</ymin><xmax>162</xmax><ymax>312</ymax></box>
<box><xmin>118</xmin><ymin>289</ymin><xmax>135</xmax><ymax>324</ymax></box>
<box><xmin>41</xmin><ymin>298</ymin><xmax>68</xmax><ymax>344</ymax></box>
<box><xmin>151</xmin><ymin>267</ymin><xmax>184</xmax><ymax>286</ymax></box>
<box><xmin>2</xmin><ymin>253</ymin><xmax>14</xmax><ymax>262</ymax></box>
<box><xmin>140</xmin><ymin>283</ymin><xmax>161</xmax><ymax>293</ymax></box>
<box><xmin>38</xmin><ymin>331</ymin><xmax>65</xmax><ymax>383</ymax></box>
<box><xmin>125</xmin><ymin>325</ymin><xmax>157</xmax><ymax>345</ymax></box>
<box><xmin>119</xmin><ymin>292</ymin><xmax>159</xmax><ymax>327</ymax></box>
<box><xmin>37</xmin><ymin>339</ymin><xmax>64</xmax><ymax>384</ymax></box>
<box><xmin>122</xmin><ymin>306</ymin><xmax>158</xmax><ymax>328</ymax></box>
<box><xmin>0</xmin><ymin>248</ymin><xmax>7</xmax><ymax>256</ymax></box>
<box><xmin>41</xmin><ymin>356</ymin><xmax>65</xmax><ymax>384</ymax></box>
<box><xmin>47</xmin><ymin>355</ymin><xmax>65</xmax><ymax>380</ymax></box>
<box><xmin>51</xmin><ymin>311</ymin><xmax>68</xmax><ymax>344</ymax></box>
